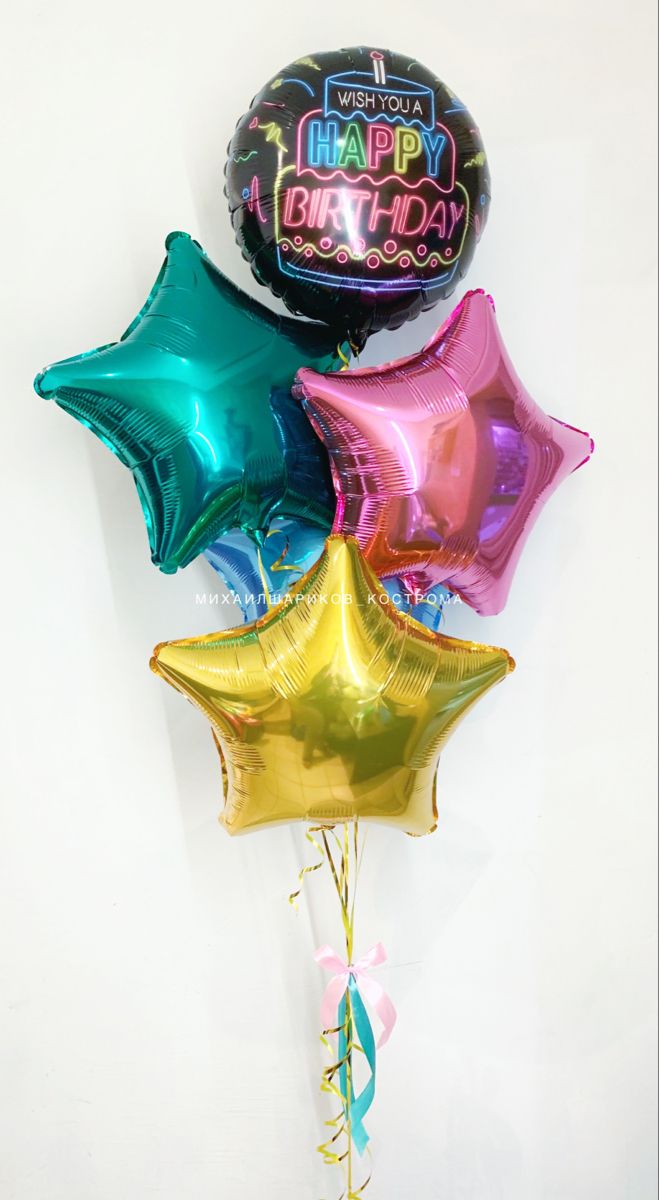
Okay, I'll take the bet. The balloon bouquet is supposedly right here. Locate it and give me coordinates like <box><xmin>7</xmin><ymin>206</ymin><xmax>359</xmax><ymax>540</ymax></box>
<box><xmin>35</xmin><ymin>47</ymin><xmax>593</xmax><ymax>1198</ymax></box>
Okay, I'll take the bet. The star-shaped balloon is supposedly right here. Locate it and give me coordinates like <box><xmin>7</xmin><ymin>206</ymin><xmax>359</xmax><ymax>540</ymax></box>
<box><xmin>35</xmin><ymin>232</ymin><xmax>346</xmax><ymax>573</ymax></box>
<box><xmin>268</xmin><ymin>387</ymin><xmax>336</xmax><ymax>529</ymax></box>
<box><xmin>151</xmin><ymin>536</ymin><xmax>514</xmax><ymax>836</ymax></box>
<box><xmin>294</xmin><ymin>290</ymin><xmax>594</xmax><ymax>615</ymax></box>
<box><xmin>203</xmin><ymin>518</ymin><xmax>329</xmax><ymax>624</ymax></box>
<box><xmin>203</xmin><ymin>516</ymin><xmax>452</xmax><ymax>630</ymax></box>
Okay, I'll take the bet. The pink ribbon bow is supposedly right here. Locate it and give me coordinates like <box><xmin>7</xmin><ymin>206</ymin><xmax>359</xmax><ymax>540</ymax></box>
<box><xmin>314</xmin><ymin>942</ymin><xmax>397</xmax><ymax>1049</ymax></box>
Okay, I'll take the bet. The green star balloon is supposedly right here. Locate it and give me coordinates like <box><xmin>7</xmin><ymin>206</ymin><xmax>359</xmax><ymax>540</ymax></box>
<box><xmin>35</xmin><ymin>232</ymin><xmax>346</xmax><ymax>573</ymax></box>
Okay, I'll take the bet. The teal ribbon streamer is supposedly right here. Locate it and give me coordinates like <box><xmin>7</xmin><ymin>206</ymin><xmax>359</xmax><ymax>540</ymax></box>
<box><xmin>338</xmin><ymin>976</ymin><xmax>377</xmax><ymax>1156</ymax></box>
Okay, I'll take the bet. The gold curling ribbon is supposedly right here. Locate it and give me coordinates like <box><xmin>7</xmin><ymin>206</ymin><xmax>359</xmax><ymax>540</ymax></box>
<box><xmin>336</xmin><ymin>342</ymin><xmax>362</xmax><ymax>371</ymax></box>
<box><xmin>291</xmin><ymin>821</ymin><xmax>372</xmax><ymax>1199</ymax></box>
<box><xmin>266</xmin><ymin>528</ymin><xmax>308</xmax><ymax>580</ymax></box>
<box><xmin>337</xmin><ymin>343</ymin><xmax>351</xmax><ymax>371</ymax></box>
<box><xmin>288</xmin><ymin>826</ymin><xmax>331</xmax><ymax>910</ymax></box>
<box><xmin>255</xmin><ymin>543</ymin><xmax>273</xmax><ymax>610</ymax></box>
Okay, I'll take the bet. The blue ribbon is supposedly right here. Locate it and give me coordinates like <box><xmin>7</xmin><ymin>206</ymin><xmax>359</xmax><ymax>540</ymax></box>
<box><xmin>338</xmin><ymin>976</ymin><xmax>377</xmax><ymax>1156</ymax></box>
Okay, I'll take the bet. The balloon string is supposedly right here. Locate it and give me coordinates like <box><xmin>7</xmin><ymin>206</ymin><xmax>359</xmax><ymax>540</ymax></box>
<box><xmin>320</xmin><ymin>824</ymin><xmax>371</xmax><ymax>1199</ymax></box>
<box><xmin>255</xmin><ymin>544</ymin><xmax>273</xmax><ymax>610</ymax></box>
<box><xmin>414</xmin><ymin>590</ymin><xmax>448</xmax><ymax>613</ymax></box>
<box><xmin>338</xmin><ymin>342</ymin><xmax>361</xmax><ymax>372</ymax></box>
<box><xmin>290</xmin><ymin>823</ymin><xmax>371</xmax><ymax>1199</ymax></box>
<box><xmin>289</xmin><ymin>826</ymin><xmax>330</xmax><ymax>909</ymax></box>
<box><xmin>337</xmin><ymin>344</ymin><xmax>351</xmax><ymax>371</ymax></box>
<box><xmin>264</xmin><ymin>529</ymin><xmax>308</xmax><ymax>580</ymax></box>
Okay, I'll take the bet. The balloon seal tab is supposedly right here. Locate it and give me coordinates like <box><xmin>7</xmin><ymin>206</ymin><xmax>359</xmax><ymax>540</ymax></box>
<box><xmin>348</xmin><ymin>330</ymin><xmax>368</xmax><ymax>356</ymax></box>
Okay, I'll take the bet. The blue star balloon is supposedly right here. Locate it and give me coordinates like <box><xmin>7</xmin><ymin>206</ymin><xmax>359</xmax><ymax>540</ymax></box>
<box><xmin>35</xmin><ymin>232</ymin><xmax>347</xmax><ymax>573</ymax></box>
<box><xmin>383</xmin><ymin>579</ymin><xmax>452</xmax><ymax>632</ymax></box>
<box><xmin>204</xmin><ymin>519</ymin><xmax>328</xmax><ymax>623</ymax></box>
<box><xmin>204</xmin><ymin>517</ymin><xmax>453</xmax><ymax>629</ymax></box>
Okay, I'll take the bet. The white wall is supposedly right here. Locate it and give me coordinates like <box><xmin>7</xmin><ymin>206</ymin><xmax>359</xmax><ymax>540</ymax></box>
<box><xmin>0</xmin><ymin>2</ymin><xmax>656</xmax><ymax>1197</ymax></box>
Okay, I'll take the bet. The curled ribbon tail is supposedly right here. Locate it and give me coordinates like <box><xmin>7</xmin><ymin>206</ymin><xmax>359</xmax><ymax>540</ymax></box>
<box><xmin>315</xmin><ymin>942</ymin><xmax>397</xmax><ymax>1158</ymax></box>
<box><xmin>345</xmin><ymin>978</ymin><xmax>376</xmax><ymax>1157</ymax></box>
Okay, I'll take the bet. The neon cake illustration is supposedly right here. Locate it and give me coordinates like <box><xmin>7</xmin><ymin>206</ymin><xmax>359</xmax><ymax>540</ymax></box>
<box><xmin>227</xmin><ymin>47</ymin><xmax>491</xmax><ymax>337</ymax></box>
<box><xmin>275</xmin><ymin>54</ymin><xmax>470</xmax><ymax>291</ymax></box>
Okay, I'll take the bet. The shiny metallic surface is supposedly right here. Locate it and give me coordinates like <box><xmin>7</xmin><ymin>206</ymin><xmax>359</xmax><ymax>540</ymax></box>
<box><xmin>295</xmin><ymin>290</ymin><xmax>594</xmax><ymax>615</ymax></box>
<box><xmin>35</xmin><ymin>232</ymin><xmax>346</xmax><ymax>573</ymax></box>
<box><xmin>151</xmin><ymin>536</ymin><xmax>514</xmax><ymax>836</ymax></box>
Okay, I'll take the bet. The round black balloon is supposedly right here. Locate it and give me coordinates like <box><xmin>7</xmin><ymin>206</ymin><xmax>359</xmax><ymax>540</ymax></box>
<box><xmin>226</xmin><ymin>47</ymin><xmax>491</xmax><ymax>344</ymax></box>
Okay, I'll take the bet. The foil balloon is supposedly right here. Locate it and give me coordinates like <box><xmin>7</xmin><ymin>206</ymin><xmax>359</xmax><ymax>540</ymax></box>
<box><xmin>226</xmin><ymin>47</ymin><xmax>490</xmax><ymax>344</ymax></box>
<box><xmin>35</xmin><ymin>232</ymin><xmax>347</xmax><ymax>573</ymax></box>
<box><xmin>295</xmin><ymin>290</ymin><xmax>594</xmax><ymax>616</ymax></box>
<box><xmin>151</xmin><ymin>536</ymin><xmax>514</xmax><ymax>836</ymax></box>
<box><xmin>203</xmin><ymin>519</ymin><xmax>452</xmax><ymax>630</ymax></box>
<box><xmin>403</xmin><ymin>583</ymin><xmax>453</xmax><ymax>632</ymax></box>
<box><xmin>204</xmin><ymin>518</ymin><xmax>327</xmax><ymax>624</ymax></box>
<box><xmin>383</xmin><ymin>578</ymin><xmax>452</xmax><ymax>632</ymax></box>
<box><xmin>268</xmin><ymin>387</ymin><xmax>336</xmax><ymax>528</ymax></box>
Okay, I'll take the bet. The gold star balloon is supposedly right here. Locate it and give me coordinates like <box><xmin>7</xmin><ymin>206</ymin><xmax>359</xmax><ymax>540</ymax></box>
<box><xmin>151</xmin><ymin>536</ymin><xmax>514</xmax><ymax>836</ymax></box>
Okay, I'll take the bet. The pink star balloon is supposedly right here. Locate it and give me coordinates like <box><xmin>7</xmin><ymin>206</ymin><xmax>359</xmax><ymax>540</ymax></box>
<box><xmin>294</xmin><ymin>290</ymin><xmax>594</xmax><ymax>615</ymax></box>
